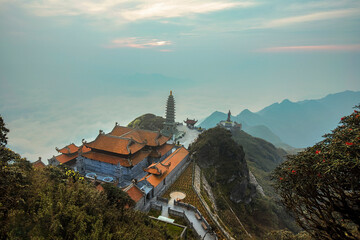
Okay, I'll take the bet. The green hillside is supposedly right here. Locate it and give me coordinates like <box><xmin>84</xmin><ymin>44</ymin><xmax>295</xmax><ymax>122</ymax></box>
<box><xmin>190</xmin><ymin>127</ymin><xmax>256</xmax><ymax>204</ymax></box>
<box><xmin>127</xmin><ymin>113</ymin><xmax>165</xmax><ymax>131</ymax></box>
<box><xmin>189</xmin><ymin>127</ymin><xmax>300</xmax><ymax>239</ymax></box>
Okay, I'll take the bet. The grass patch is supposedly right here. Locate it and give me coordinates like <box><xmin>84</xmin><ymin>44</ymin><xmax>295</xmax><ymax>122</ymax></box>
<box><xmin>148</xmin><ymin>208</ymin><xmax>162</xmax><ymax>218</ymax></box>
<box><xmin>151</xmin><ymin>219</ymin><xmax>184</xmax><ymax>239</ymax></box>
<box><xmin>201</xmin><ymin>188</ymin><xmax>214</xmax><ymax>213</ymax></box>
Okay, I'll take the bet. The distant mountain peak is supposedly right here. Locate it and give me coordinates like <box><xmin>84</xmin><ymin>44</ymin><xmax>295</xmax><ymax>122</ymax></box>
<box><xmin>238</xmin><ymin>109</ymin><xmax>254</xmax><ymax>116</ymax></box>
<box><xmin>199</xmin><ymin>90</ymin><xmax>360</xmax><ymax>148</ymax></box>
<box><xmin>281</xmin><ymin>99</ymin><xmax>293</xmax><ymax>104</ymax></box>
<box><xmin>213</xmin><ymin>110</ymin><xmax>224</xmax><ymax>114</ymax></box>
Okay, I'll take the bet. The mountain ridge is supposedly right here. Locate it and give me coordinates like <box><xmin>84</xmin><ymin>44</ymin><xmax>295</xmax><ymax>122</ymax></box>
<box><xmin>199</xmin><ymin>90</ymin><xmax>360</xmax><ymax>148</ymax></box>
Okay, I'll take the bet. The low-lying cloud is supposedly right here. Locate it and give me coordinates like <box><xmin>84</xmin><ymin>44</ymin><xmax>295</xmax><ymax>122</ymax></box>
<box><xmin>11</xmin><ymin>0</ymin><xmax>256</xmax><ymax>22</ymax></box>
<box><xmin>258</xmin><ymin>44</ymin><xmax>360</xmax><ymax>52</ymax></box>
<box><xmin>254</xmin><ymin>9</ymin><xmax>360</xmax><ymax>29</ymax></box>
<box><xmin>106</xmin><ymin>37</ymin><xmax>172</xmax><ymax>49</ymax></box>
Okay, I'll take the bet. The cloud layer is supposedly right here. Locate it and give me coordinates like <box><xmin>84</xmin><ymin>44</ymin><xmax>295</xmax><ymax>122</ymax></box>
<box><xmin>259</xmin><ymin>44</ymin><xmax>360</xmax><ymax>52</ymax></box>
<box><xmin>254</xmin><ymin>8</ymin><xmax>360</xmax><ymax>29</ymax></box>
<box><xmin>106</xmin><ymin>37</ymin><xmax>172</xmax><ymax>49</ymax></box>
<box><xmin>15</xmin><ymin>0</ymin><xmax>256</xmax><ymax>22</ymax></box>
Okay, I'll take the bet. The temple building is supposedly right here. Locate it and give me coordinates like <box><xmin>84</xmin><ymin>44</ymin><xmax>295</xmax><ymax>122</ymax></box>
<box><xmin>184</xmin><ymin>118</ymin><xmax>198</xmax><ymax>129</ymax></box>
<box><xmin>49</xmin><ymin>91</ymin><xmax>190</xmax><ymax>207</ymax></box>
<box><xmin>33</xmin><ymin>157</ymin><xmax>46</xmax><ymax>169</ymax></box>
<box><xmin>76</xmin><ymin>124</ymin><xmax>175</xmax><ymax>187</ymax></box>
<box><xmin>48</xmin><ymin>143</ymin><xmax>90</xmax><ymax>168</ymax></box>
<box><xmin>141</xmin><ymin>147</ymin><xmax>189</xmax><ymax>196</ymax></box>
<box><xmin>218</xmin><ymin>110</ymin><xmax>242</xmax><ymax>130</ymax></box>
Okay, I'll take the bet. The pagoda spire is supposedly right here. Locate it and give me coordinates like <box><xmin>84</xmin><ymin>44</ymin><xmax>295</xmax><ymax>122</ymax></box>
<box><xmin>161</xmin><ymin>90</ymin><xmax>177</xmax><ymax>137</ymax></box>
<box><xmin>165</xmin><ymin>90</ymin><xmax>175</xmax><ymax>124</ymax></box>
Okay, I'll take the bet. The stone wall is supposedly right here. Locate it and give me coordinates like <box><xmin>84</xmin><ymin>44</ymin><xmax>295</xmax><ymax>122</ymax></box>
<box><xmin>130</xmin><ymin>157</ymin><xmax>150</xmax><ymax>180</ymax></box>
<box><xmin>78</xmin><ymin>156</ymin><xmax>152</xmax><ymax>183</ymax></box>
<box><xmin>168</xmin><ymin>208</ymin><xmax>184</xmax><ymax>217</ymax></box>
<box><xmin>80</xmin><ymin>157</ymin><xmax>117</xmax><ymax>176</ymax></box>
<box><xmin>150</xmin><ymin>202</ymin><xmax>163</xmax><ymax>211</ymax></box>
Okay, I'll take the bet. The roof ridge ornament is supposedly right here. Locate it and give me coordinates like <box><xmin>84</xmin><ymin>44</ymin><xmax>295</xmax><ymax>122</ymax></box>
<box><xmin>82</xmin><ymin>139</ymin><xmax>87</xmax><ymax>144</ymax></box>
<box><xmin>155</xmin><ymin>130</ymin><xmax>160</xmax><ymax>145</ymax></box>
<box><xmin>126</xmin><ymin>138</ymin><xmax>134</xmax><ymax>154</ymax></box>
<box><xmin>127</xmin><ymin>158</ymin><xmax>132</xmax><ymax>166</ymax></box>
<box><xmin>160</xmin><ymin>161</ymin><xmax>171</xmax><ymax>168</ymax></box>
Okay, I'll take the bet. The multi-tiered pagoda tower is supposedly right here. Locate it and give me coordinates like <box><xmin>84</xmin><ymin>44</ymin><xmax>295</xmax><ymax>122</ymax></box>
<box><xmin>161</xmin><ymin>91</ymin><xmax>177</xmax><ymax>137</ymax></box>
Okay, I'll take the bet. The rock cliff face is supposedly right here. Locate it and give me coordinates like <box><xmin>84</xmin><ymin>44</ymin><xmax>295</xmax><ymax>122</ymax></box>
<box><xmin>189</xmin><ymin>127</ymin><xmax>256</xmax><ymax>204</ymax></box>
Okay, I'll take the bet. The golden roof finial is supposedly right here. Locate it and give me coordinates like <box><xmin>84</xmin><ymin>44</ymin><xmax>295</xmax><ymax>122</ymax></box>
<box><xmin>170</xmin><ymin>90</ymin><xmax>172</xmax><ymax>96</ymax></box>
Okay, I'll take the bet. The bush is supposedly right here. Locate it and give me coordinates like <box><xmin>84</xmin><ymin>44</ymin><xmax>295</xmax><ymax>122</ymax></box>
<box><xmin>272</xmin><ymin>105</ymin><xmax>360</xmax><ymax>240</ymax></box>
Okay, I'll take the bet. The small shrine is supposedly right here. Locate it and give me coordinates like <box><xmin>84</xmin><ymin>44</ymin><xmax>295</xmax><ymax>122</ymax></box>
<box><xmin>218</xmin><ymin>110</ymin><xmax>242</xmax><ymax>130</ymax></box>
<box><xmin>184</xmin><ymin>118</ymin><xmax>198</xmax><ymax>128</ymax></box>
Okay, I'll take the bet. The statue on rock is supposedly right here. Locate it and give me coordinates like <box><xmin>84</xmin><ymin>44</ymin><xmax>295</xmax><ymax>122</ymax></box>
<box><xmin>227</xmin><ymin>110</ymin><xmax>231</xmax><ymax>122</ymax></box>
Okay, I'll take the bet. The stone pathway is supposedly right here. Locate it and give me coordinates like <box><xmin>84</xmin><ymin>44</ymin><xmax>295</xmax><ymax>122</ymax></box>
<box><xmin>194</xmin><ymin>164</ymin><xmax>201</xmax><ymax>193</ymax></box>
<box><xmin>158</xmin><ymin>200</ymin><xmax>216</xmax><ymax>240</ymax></box>
<box><xmin>176</xmin><ymin>125</ymin><xmax>200</xmax><ymax>148</ymax></box>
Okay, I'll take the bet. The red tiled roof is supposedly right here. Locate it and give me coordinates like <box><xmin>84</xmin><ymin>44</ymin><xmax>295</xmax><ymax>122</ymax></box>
<box><xmin>85</xmin><ymin>134</ymin><xmax>145</xmax><ymax>155</ymax></box>
<box><xmin>110</xmin><ymin>126</ymin><xmax>170</xmax><ymax>147</ymax></box>
<box><xmin>158</xmin><ymin>144</ymin><xmax>174</xmax><ymax>156</ymax></box>
<box><xmin>184</xmin><ymin>119</ymin><xmax>198</xmax><ymax>125</ymax></box>
<box><xmin>131</xmin><ymin>150</ymin><xmax>151</xmax><ymax>166</ymax></box>
<box><xmin>125</xmin><ymin>185</ymin><xmax>144</xmax><ymax>203</ymax></box>
<box><xmin>144</xmin><ymin>167</ymin><xmax>161</xmax><ymax>175</ymax></box>
<box><xmin>109</xmin><ymin>126</ymin><xmax>133</xmax><ymax>136</ymax></box>
<box><xmin>149</xmin><ymin>144</ymin><xmax>174</xmax><ymax>158</ymax></box>
<box><xmin>145</xmin><ymin>147</ymin><xmax>189</xmax><ymax>188</ymax></box>
<box><xmin>144</xmin><ymin>161</ymin><xmax>170</xmax><ymax>176</ymax></box>
<box><xmin>55</xmin><ymin>153</ymin><xmax>78</xmax><ymax>164</ymax></box>
<box><xmin>57</xmin><ymin>143</ymin><xmax>79</xmax><ymax>154</ymax></box>
<box><xmin>33</xmin><ymin>159</ymin><xmax>46</xmax><ymax>169</ymax></box>
<box><xmin>80</xmin><ymin>145</ymin><xmax>91</xmax><ymax>153</ymax></box>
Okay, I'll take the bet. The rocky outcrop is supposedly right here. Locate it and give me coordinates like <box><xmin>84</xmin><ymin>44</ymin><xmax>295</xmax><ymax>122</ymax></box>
<box><xmin>189</xmin><ymin>127</ymin><xmax>256</xmax><ymax>204</ymax></box>
<box><xmin>249</xmin><ymin>170</ymin><xmax>265</xmax><ymax>197</ymax></box>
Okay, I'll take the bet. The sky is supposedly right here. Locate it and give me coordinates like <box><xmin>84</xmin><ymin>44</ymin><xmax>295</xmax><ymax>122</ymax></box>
<box><xmin>0</xmin><ymin>0</ymin><xmax>359</xmax><ymax>161</ymax></box>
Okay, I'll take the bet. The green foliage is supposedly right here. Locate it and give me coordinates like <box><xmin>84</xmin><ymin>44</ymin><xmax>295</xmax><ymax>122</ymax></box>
<box><xmin>1</xmin><ymin>165</ymin><xmax>173</xmax><ymax>239</ymax></box>
<box><xmin>189</xmin><ymin>127</ymin><xmax>248</xmax><ymax>186</ymax></box>
<box><xmin>272</xmin><ymin>105</ymin><xmax>360</xmax><ymax>240</ymax></box>
<box><xmin>127</xmin><ymin>113</ymin><xmax>165</xmax><ymax>131</ymax></box>
<box><xmin>0</xmin><ymin>148</ymin><xmax>32</xmax><ymax>239</ymax></box>
<box><xmin>232</xmin><ymin>130</ymin><xmax>286</xmax><ymax>173</ymax></box>
<box><xmin>102</xmin><ymin>183</ymin><xmax>134</xmax><ymax>208</ymax></box>
<box><xmin>265</xmin><ymin>230</ymin><xmax>312</xmax><ymax>240</ymax></box>
<box><xmin>0</xmin><ymin>115</ymin><xmax>9</xmax><ymax>146</ymax></box>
